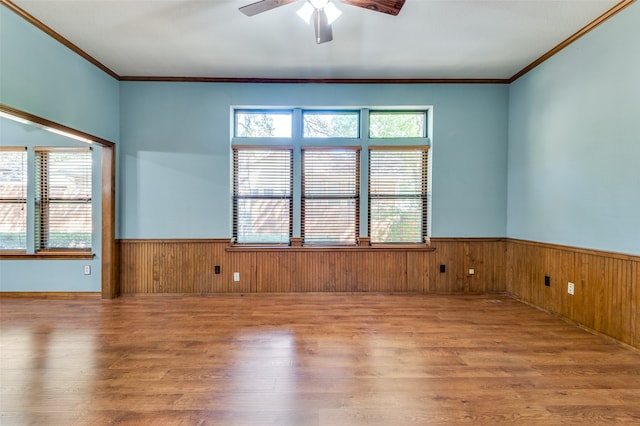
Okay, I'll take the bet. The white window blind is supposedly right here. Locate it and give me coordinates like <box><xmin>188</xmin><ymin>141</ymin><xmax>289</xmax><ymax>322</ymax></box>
<box><xmin>35</xmin><ymin>147</ymin><xmax>92</xmax><ymax>251</ymax></box>
<box><xmin>369</xmin><ymin>147</ymin><xmax>428</xmax><ymax>243</ymax></box>
<box><xmin>0</xmin><ymin>147</ymin><xmax>27</xmax><ymax>250</ymax></box>
<box><xmin>233</xmin><ymin>147</ymin><xmax>293</xmax><ymax>244</ymax></box>
<box><xmin>302</xmin><ymin>147</ymin><xmax>360</xmax><ymax>245</ymax></box>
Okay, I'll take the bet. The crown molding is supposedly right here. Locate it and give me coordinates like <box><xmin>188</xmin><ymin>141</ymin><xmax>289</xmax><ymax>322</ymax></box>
<box><xmin>2</xmin><ymin>0</ymin><xmax>635</xmax><ymax>84</ymax></box>
<box><xmin>510</xmin><ymin>0</ymin><xmax>635</xmax><ymax>82</ymax></box>
<box><xmin>118</xmin><ymin>76</ymin><xmax>509</xmax><ymax>84</ymax></box>
<box><xmin>1</xmin><ymin>0</ymin><xmax>119</xmax><ymax>79</ymax></box>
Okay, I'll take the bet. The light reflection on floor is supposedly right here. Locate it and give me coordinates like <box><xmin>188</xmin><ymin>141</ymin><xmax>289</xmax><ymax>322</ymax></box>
<box><xmin>1</xmin><ymin>324</ymin><xmax>96</xmax><ymax>425</ymax></box>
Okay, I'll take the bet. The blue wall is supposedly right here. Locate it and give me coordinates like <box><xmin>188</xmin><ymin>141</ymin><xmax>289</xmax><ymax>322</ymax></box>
<box><xmin>507</xmin><ymin>2</ymin><xmax>640</xmax><ymax>255</ymax></box>
<box><xmin>0</xmin><ymin>6</ymin><xmax>117</xmax><ymax>291</ymax></box>
<box><xmin>0</xmin><ymin>7</ymin><xmax>119</xmax><ymax>141</ymax></box>
<box><xmin>119</xmin><ymin>82</ymin><xmax>509</xmax><ymax>239</ymax></box>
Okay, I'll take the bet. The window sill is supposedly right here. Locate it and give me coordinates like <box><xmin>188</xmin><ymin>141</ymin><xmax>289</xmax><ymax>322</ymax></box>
<box><xmin>226</xmin><ymin>244</ymin><xmax>434</xmax><ymax>252</ymax></box>
<box><xmin>0</xmin><ymin>251</ymin><xmax>95</xmax><ymax>260</ymax></box>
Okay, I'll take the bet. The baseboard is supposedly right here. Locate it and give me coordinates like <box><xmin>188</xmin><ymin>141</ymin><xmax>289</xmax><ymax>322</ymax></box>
<box><xmin>0</xmin><ymin>292</ymin><xmax>101</xmax><ymax>299</ymax></box>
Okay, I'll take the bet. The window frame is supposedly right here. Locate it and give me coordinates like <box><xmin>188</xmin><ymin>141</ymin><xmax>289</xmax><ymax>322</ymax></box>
<box><xmin>301</xmin><ymin>146</ymin><xmax>361</xmax><ymax>246</ymax></box>
<box><xmin>232</xmin><ymin>145</ymin><xmax>294</xmax><ymax>245</ymax></box>
<box><xmin>0</xmin><ymin>147</ymin><xmax>28</xmax><ymax>252</ymax></box>
<box><xmin>229</xmin><ymin>106</ymin><xmax>432</xmax><ymax>250</ymax></box>
<box><xmin>34</xmin><ymin>146</ymin><xmax>93</xmax><ymax>254</ymax></box>
<box><xmin>368</xmin><ymin>146</ymin><xmax>429</xmax><ymax>245</ymax></box>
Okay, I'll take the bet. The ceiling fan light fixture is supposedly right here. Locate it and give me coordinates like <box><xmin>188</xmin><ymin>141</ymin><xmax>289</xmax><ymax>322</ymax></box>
<box><xmin>296</xmin><ymin>2</ymin><xmax>314</xmax><ymax>24</ymax></box>
<box><xmin>323</xmin><ymin>2</ymin><xmax>342</xmax><ymax>25</ymax></box>
<box><xmin>297</xmin><ymin>0</ymin><xmax>341</xmax><ymax>25</ymax></box>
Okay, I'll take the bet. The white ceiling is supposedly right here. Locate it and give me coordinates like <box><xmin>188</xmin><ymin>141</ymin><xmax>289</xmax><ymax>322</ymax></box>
<box><xmin>10</xmin><ymin>0</ymin><xmax>621</xmax><ymax>80</ymax></box>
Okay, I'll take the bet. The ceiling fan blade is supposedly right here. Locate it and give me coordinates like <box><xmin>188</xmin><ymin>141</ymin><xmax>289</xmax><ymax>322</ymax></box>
<box><xmin>337</xmin><ymin>0</ymin><xmax>406</xmax><ymax>16</ymax></box>
<box><xmin>313</xmin><ymin>8</ymin><xmax>333</xmax><ymax>44</ymax></box>
<box><xmin>239</xmin><ymin>0</ymin><xmax>299</xmax><ymax>17</ymax></box>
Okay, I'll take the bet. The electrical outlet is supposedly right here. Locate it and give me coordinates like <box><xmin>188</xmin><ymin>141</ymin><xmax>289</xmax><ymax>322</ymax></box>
<box><xmin>568</xmin><ymin>282</ymin><xmax>575</xmax><ymax>295</ymax></box>
<box><xmin>544</xmin><ymin>275</ymin><xmax>550</xmax><ymax>287</ymax></box>
<box><xmin>214</xmin><ymin>265</ymin><xmax>221</xmax><ymax>274</ymax></box>
<box><xmin>83</xmin><ymin>265</ymin><xmax>91</xmax><ymax>275</ymax></box>
<box><xmin>439</xmin><ymin>264</ymin><xmax>446</xmax><ymax>273</ymax></box>
<box><xmin>468</xmin><ymin>268</ymin><xmax>475</xmax><ymax>275</ymax></box>
<box><xmin>233</xmin><ymin>272</ymin><xmax>240</xmax><ymax>282</ymax></box>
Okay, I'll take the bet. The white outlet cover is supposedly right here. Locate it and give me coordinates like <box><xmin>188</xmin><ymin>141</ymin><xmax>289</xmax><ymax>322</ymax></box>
<box><xmin>568</xmin><ymin>282</ymin><xmax>575</xmax><ymax>295</ymax></box>
<box><xmin>469</xmin><ymin>269</ymin><xmax>475</xmax><ymax>275</ymax></box>
<box><xmin>233</xmin><ymin>272</ymin><xmax>240</xmax><ymax>282</ymax></box>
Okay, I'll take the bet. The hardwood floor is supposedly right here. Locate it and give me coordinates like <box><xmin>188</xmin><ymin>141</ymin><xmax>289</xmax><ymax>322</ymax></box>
<box><xmin>1</xmin><ymin>294</ymin><xmax>639</xmax><ymax>425</ymax></box>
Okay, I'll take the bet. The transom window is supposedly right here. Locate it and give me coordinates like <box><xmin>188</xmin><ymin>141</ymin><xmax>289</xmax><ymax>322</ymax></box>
<box><xmin>235</xmin><ymin>110</ymin><xmax>292</xmax><ymax>138</ymax></box>
<box><xmin>302</xmin><ymin>111</ymin><xmax>359</xmax><ymax>138</ymax></box>
<box><xmin>369</xmin><ymin>111</ymin><xmax>426</xmax><ymax>138</ymax></box>
<box><xmin>231</xmin><ymin>107</ymin><xmax>430</xmax><ymax>246</ymax></box>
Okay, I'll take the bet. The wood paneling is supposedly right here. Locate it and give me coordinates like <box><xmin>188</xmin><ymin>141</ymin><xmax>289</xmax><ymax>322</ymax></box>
<box><xmin>426</xmin><ymin>239</ymin><xmax>505</xmax><ymax>293</ymax></box>
<box><xmin>118</xmin><ymin>238</ymin><xmax>506</xmax><ymax>295</ymax></box>
<box><xmin>120</xmin><ymin>240</ymin><xmax>231</xmax><ymax>294</ymax></box>
<box><xmin>506</xmin><ymin>239</ymin><xmax>640</xmax><ymax>350</ymax></box>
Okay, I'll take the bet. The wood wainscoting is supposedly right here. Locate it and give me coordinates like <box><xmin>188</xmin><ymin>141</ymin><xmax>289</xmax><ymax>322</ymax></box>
<box><xmin>118</xmin><ymin>238</ymin><xmax>506</xmax><ymax>295</ymax></box>
<box><xmin>506</xmin><ymin>239</ymin><xmax>640</xmax><ymax>349</ymax></box>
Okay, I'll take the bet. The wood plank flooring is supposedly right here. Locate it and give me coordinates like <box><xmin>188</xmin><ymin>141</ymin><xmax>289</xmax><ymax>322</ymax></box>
<box><xmin>1</xmin><ymin>294</ymin><xmax>639</xmax><ymax>425</ymax></box>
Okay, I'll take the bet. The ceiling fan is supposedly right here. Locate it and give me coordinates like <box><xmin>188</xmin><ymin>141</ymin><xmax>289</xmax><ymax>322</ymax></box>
<box><xmin>239</xmin><ymin>0</ymin><xmax>406</xmax><ymax>44</ymax></box>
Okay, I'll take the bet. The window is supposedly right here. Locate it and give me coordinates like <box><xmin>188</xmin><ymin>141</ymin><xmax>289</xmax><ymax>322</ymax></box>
<box><xmin>233</xmin><ymin>147</ymin><xmax>293</xmax><ymax>244</ymax></box>
<box><xmin>0</xmin><ymin>147</ymin><xmax>27</xmax><ymax>250</ymax></box>
<box><xmin>231</xmin><ymin>107</ymin><xmax>430</xmax><ymax>247</ymax></box>
<box><xmin>302</xmin><ymin>147</ymin><xmax>360</xmax><ymax>244</ymax></box>
<box><xmin>369</xmin><ymin>111</ymin><xmax>426</xmax><ymax>138</ymax></box>
<box><xmin>369</xmin><ymin>147</ymin><xmax>428</xmax><ymax>243</ymax></box>
<box><xmin>235</xmin><ymin>110</ymin><xmax>292</xmax><ymax>138</ymax></box>
<box><xmin>303</xmin><ymin>111</ymin><xmax>359</xmax><ymax>138</ymax></box>
<box><xmin>35</xmin><ymin>147</ymin><xmax>92</xmax><ymax>251</ymax></box>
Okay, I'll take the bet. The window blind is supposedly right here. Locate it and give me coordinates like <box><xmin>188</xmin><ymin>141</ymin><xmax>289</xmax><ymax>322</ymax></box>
<box><xmin>35</xmin><ymin>147</ymin><xmax>92</xmax><ymax>250</ymax></box>
<box><xmin>0</xmin><ymin>147</ymin><xmax>27</xmax><ymax>250</ymax></box>
<box><xmin>369</xmin><ymin>147</ymin><xmax>428</xmax><ymax>243</ymax></box>
<box><xmin>302</xmin><ymin>147</ymin><xmax>360</xmax><ymax>245</ymax></box>
<box><xmin>233</xmin><ymin>147</ymin><xmax>293</xmax><ymax>244</ymax></box>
